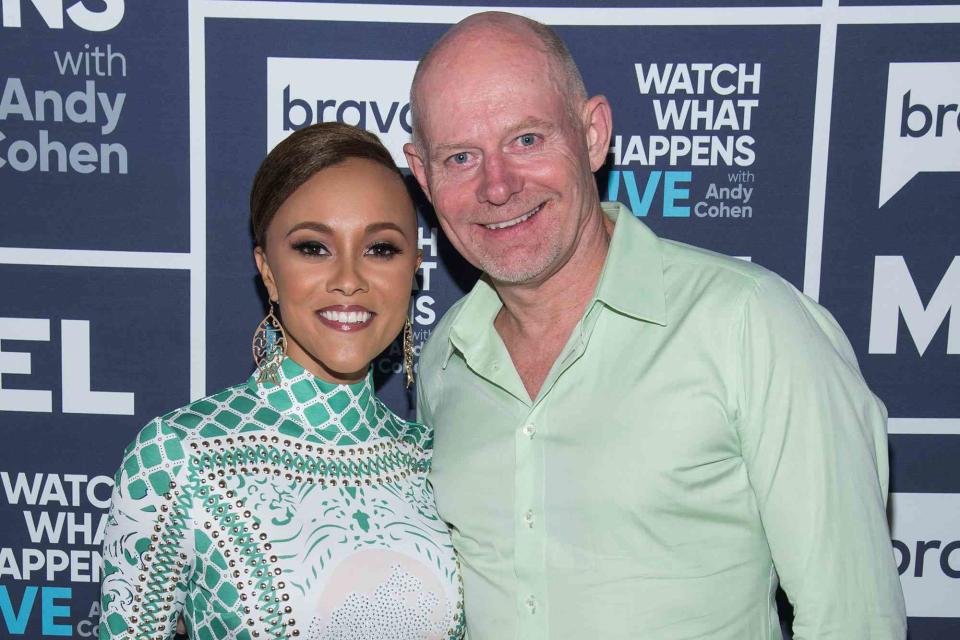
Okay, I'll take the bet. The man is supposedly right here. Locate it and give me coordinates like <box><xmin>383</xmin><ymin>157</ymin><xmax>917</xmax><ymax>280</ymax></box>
<box><xmin>404</xmin><ymin>12</ymin><xmax>906</xmax><ymax>640</ymax></box>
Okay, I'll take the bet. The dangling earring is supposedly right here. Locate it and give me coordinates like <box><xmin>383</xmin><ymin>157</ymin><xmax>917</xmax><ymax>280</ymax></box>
<box><xmin>405</xmin><ymin>254</ymin><xmax>423</xmax><ymax>389</ymax></box>
<box><xmin>253</xmin><ymin>300</ymin><xmax>286</xmax><ymax>385</ymax></box>
<box><xmin>403</xmin><ymin>317</ymin><xmax>415</xmax><ymax>389</ymax></box>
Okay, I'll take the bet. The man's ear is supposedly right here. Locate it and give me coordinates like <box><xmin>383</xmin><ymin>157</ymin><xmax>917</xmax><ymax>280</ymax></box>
<box><xmin>254</xmin><ymin>246</ymin><xmax>278</xmax><ymax>303</ymax></box>
<box><xmin>403</xmin><ymin>142</ymin><xmax>433</xmax><ymax>203</ymax></box>
<box><xmin>582</xmin><ymin>95</ymin><xmax>613</xmax><ymax>173</ymax></box>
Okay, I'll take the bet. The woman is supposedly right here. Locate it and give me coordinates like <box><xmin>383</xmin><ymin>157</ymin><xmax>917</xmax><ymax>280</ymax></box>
<box><xmin>100</xmin><ymin>123</ymin><xmax>464</xmax><ymax>640</ymax></box>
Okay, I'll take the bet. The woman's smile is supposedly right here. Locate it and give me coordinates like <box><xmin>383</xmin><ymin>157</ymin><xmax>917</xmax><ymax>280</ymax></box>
<box><xmin>317</xmin><ymin>305</ymin><xmax>376</xmax><ymax>331</ymax></box>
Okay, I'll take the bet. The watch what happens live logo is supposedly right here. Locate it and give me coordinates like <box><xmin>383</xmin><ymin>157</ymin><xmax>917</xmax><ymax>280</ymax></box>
<box><xmin>1</xmin><ymin>0</ymin><xmax>123</xmax><ymax>32</ymax></box>
<box><xmin>607</xmin><ymin>62</ymin><xmax>760</xmax><ymax>220</ymax></box>
<box><xmin>0</xmin><ymin>0</ymin><xmax>131</xmax><ymax>176</ymax></box>
<box><xmin>0</xmin><ymin>470</ymin><xmax>111</xmax><ymax>637</ymax></box>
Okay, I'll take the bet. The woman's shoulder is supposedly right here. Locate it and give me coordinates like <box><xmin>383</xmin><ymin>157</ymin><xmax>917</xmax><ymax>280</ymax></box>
<box><xmin>117</xmin><ymin>381</ymin><xmax>256</xmax><ymax>454</ymax></box>
<box><xmin>113</xmin><ymin>382</ymin><xmax>277</xmax><ymax>491</ymax></box>
<box><xmin>153</xmin><ymin>381</ymin><xmax>269</xmax><ymax>438</ymax></box>
<box><xmin>397</xmin><ymin>417</ymin><xmax>433</xmax><ymax>452</ymax></box>
<box><xmin>374</xmin><ymin>396</ymin><xmax>434</xmax><ymax>453</ymax></box>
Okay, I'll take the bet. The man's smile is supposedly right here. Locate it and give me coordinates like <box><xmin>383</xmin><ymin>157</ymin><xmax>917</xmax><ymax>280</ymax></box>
<box><xmin>482</xmin><ymin>202</ymin><xmax>545</xmax><ymax>230</ymax></box>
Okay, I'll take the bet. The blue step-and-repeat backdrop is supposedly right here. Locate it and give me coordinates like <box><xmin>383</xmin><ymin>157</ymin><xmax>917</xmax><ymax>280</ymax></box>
<box><xmin>1</xmin><ymin>1</ymin><xmax>958</xmax><ymax>637</ymax></box>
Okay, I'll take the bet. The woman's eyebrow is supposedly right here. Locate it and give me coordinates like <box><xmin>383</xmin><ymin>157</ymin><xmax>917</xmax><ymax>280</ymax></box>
<box><xmin>365</xmin><ymin>221</ymin><xmax>405</xmax><ymax>234</ymax></box>
<box><xmin>285</xmin><ymin>221</ymin><xmax>333</xmax><ymax>237</ymax></box>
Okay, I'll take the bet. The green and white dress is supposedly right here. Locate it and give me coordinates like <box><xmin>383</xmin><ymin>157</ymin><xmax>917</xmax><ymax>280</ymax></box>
<box><xmin>100</xmin><ymin>357</ymin><xmax>464</xmax><ymax>640</ymax></box>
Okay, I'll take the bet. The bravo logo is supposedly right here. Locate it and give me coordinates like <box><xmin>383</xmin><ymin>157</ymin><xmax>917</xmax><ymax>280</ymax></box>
<box><xmin>0</xmin><ymin>317</ymin><xmax>134</xmax><ymax>414</ymax></box>
<box><xmin>1</xmin><ymin>0</ymin><xmax>123</xmax><ymax>31</ymax></box>
<box><xmin>890</xmin><ymin>493</ymin><xmax>960</xmax><ymax>617</ymax></box>
<box><xmin>869</xmin><ymin>256</ymin><xmax>959</xmax><ymax>356</ymax></box>
<box><xmin>879</xmin><ymin>62</ymin><xmax>960</xmax><ymax>207</ymax></box>
<box><xmin>267</xmin><ymin>58</ymin><xmax>417</xmax><ymax>168</ymax></box>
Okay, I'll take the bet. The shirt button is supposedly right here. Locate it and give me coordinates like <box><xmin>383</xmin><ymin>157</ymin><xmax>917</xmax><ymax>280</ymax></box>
<box><xmin>522</xmin><ymin>423</ymin><xmax>536</xmax><ymax>438</ymax></box>
<box><xmin>523</xmin><ymin>509</ymin><xmax>535</xmax><ymax>528</ymax></box>
<box><xmin>525</xmin><ymin>595</ymin><xmax>537</xmax><ymax>613</ymax></box>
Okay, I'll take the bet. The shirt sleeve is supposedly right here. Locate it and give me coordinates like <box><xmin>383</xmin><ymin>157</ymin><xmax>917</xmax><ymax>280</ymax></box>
<box><xmin>100</xmin><ymin>418</ymin><xmax>193</xmax><ymax>640</ymax></box>
<box><xmin>734</xmin><ymin>272</ymin><xmax>907</xmax><ymax>639</ymax></box>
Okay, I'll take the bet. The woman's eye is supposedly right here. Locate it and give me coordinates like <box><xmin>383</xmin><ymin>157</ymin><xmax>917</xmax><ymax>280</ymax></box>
<box><xmin>366</xmin><ymin>242</ymin><xmax>401</xmax><ymax>258</ymax></box>
<box><xmin>292</xmin><ymin>241</ymin><xmax>329</xmax><ymax>256</ymax></box>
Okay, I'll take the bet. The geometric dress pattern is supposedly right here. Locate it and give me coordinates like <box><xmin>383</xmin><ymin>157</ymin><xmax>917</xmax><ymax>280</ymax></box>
<box><xmin>100</xmin><ymin>357</ymin><xmax>465</xmax><ymax>639</ymax></box>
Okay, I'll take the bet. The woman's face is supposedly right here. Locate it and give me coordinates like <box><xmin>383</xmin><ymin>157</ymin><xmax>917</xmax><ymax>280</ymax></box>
<box><xmin>255</xmin><ymin>157</ymin><xmax>419</xmax><ymax>384</ymax></box>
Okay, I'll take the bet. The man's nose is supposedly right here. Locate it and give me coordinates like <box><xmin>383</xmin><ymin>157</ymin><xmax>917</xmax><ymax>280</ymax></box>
<box><xmin>477</xmin><ymin>152</ymin><xmax>522</xmax><ymax>205</ymax></box>
<box><xmin>327</xmin><ymin>257</ymin><xmax>368</xmax><ymax>296</ymax></box>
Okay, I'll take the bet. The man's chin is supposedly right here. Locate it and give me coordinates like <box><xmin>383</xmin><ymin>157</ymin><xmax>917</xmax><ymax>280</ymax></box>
<box><xmin>481</xmin><ymin>257</ymin><xmax>554</xmax><ymax>286</ymax></box>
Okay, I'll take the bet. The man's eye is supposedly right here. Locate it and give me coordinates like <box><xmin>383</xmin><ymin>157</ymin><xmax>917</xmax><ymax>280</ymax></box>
<box><xmin>518</xmin><ymin>134</ymin><xmax>537</xmax><ymax>146</ymax></box>
<box><xmin>449</xmin><ymin>152</ymin><xmax>469</xmax><ymax>165</ymax></box>
<box><xmin>367</xmin><ymin>242</ymin><xmax>401</xmax><ymax>258</ymax></box>
<box><xmin>292</xmin><ymin>241</ymin><xmax>329</xmax><ymax>256</ymax></box>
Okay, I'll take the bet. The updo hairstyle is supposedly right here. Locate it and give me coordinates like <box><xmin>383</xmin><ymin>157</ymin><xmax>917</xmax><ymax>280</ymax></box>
<box><xmin>250</xmin><ymin>123</ymin><xmax>401</xmax><ymax>247</ymax></box>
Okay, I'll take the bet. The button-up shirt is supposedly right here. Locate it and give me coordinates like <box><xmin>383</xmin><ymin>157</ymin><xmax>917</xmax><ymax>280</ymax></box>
<box><xmin>417</xmin><ymin>203</ymin><xmax>906</xmax><ymax>640</ymax></box>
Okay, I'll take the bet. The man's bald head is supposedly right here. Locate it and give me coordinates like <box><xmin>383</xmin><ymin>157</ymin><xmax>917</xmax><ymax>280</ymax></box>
<box><xmin>410</xmin><ymin>12</ymin><xmax>588</xmax><ymax>148</ymax></box>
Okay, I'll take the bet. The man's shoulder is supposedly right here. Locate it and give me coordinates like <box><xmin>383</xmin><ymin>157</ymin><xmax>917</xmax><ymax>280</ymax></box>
<box><xmin>655</xmin><ymin>235</ymin><xmax>852</xmax><ymax>355</ymax></box>
<box><xmin>659</xmin><ymin>236</ymin><xmax>770</xmax><ymax>288</ymax></box>
<box><xmin>627</xmin><ymin>230</ymin><xmax>835</xmax><ymax>339</ymax></box>
<box><xmin>643</xmin><ymin>235</ymin><xmax>784</xmax><ymax>320</ymax></box>
<box><xmin>607</xmin><ymin>201</ymin><xmax>772</xmax><ymax>294</ymax></box>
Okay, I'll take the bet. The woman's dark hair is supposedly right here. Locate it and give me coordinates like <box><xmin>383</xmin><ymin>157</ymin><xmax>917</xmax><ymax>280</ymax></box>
<box><xmin>250</xmin><ymin>122</ymin><xmax>401</xmax><ymax>247</ymax></box>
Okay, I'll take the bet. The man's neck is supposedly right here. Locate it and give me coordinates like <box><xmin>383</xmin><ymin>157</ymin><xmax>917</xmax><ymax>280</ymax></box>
<box><xmin>495</xmin><ymin>206</ymin><xmax>613</xmax><ymax>332</ymax></box>
<box><xmin>491</xmin><ymin>206</ymin><xmax>613</xmax><ymax>400</ymax></box>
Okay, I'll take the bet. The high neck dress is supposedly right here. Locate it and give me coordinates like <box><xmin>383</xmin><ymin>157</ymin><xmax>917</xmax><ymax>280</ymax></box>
<box><xmin>100</xmin><ymin>357</ymin><xmax>464</xmax><ymax>640</ymax></box>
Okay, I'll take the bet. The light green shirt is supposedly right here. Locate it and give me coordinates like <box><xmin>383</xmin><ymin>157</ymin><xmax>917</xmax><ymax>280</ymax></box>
<box><xmin>417</xmin><ymin>203</ymin><xmax>906</xmax><ymax>640</ymax></box>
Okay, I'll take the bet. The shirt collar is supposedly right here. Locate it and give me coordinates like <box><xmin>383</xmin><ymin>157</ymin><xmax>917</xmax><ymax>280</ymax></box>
<box><xmin>593</xmin><ymin>201</ymin><xmax>667</xmax><ymax>325</ymax></box>
<box><xmin>442</xmin><ymin>201</ymin><xmax>667</xmax><ymax>366</ymax></box>
<box><xmin>444</xmin><ymin>275</ymin><xmax>504</xmax><ymax>369</ymax></box>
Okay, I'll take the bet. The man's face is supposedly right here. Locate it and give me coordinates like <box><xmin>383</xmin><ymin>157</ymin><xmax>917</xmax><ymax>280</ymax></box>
<box><xmin>407</xmin><ymin>37</ymin><xmax>602</xmax><ymax>285</ymax></box>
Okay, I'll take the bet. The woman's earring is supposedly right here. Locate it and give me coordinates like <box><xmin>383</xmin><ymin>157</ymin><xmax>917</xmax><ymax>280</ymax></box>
<box><xmin>403</xmin><ymin>317</ymin><xmax>415</xmax><ymax>389</ymax></box>
<box><xmin>405</xmin><ymin>257</ymin><xmax>423</xmax><ymax>389</ymax></box>
<box><xmin>253</xmin><ymin>301</ymin><xmax>286</xmax><ymax>385</ymax></box>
